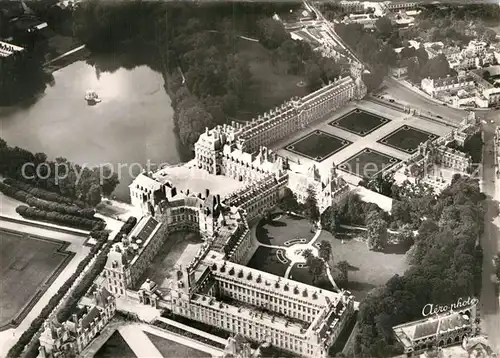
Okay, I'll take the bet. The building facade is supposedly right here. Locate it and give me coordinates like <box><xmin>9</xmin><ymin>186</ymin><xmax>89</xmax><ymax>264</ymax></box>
<box><xmin>38</xmin><ymin>286</ymin><xmax>116</xmax><ymax>358</ymax></box>
<box><xmin>167</xmin><ymin>250</ymin><xmax>355</xmax><ymax>358</ymax></box>
<box><xmin>393</xmin><ymin>305</ymin><xmax>478</xmax><ymax>356</ymax></box>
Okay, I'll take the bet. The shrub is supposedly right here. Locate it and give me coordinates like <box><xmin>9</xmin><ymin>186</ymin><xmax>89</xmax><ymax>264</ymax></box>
<box><xmin>15</xmin><ymin>205</ymin><xmax>104</xmax><ymax>230</ymax></box>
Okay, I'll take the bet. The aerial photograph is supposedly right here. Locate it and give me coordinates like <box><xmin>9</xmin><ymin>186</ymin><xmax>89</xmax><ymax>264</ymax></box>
<box><xmin>0</xmin><ymin>0</ymin><xmax>499</xmax><ymax>357</ymax></box>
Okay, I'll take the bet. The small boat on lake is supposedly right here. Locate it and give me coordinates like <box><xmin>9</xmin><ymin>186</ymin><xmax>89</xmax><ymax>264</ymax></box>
<box><xmin>84</xmin><ymin>90</ymin><xmax>101</xmax><ymax>105</ymax></box>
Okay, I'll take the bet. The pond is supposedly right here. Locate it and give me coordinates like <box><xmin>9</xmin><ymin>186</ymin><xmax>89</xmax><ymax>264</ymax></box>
<box><xmin>0</xmin><ymin>56</ymin><xmax>186</xmax><ymax>201</ymax></box>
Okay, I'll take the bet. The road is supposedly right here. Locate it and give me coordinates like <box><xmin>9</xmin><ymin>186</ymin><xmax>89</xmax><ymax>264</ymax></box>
<box><xmin>478</xmin><ymin>117</ymin><xmax>500</xmax><ymax>354</ymax></box>
<box><xmin>382</xmin><ymin>77</ymin><xmax>466</xmax><ymax>121</ymax></box>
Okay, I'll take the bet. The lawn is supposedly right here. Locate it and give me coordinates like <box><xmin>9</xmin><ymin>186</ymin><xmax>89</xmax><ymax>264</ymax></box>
<box><xmin>247</xmin><ymin>247</ymin><xmax>288</xmax><ymax>277</ymax></box>
<box><xmin>236</xmin><ymin>38</ymin><xmax>308</xmax><ymax>120</ymax></box>
<box><xmin>95</xmin><ymin>331</ymin><xmax>137</xmax><ymax>358</ymax></box>
<box><xmin>286</xmin><ymin>130</ymin><xmax>352</xmax><ymax>162</ymax></box>
<box><xmin>330</xmin><ymin>109</ymin><xmax>390</xmax><ymax>136</ymax></box>
<box><xmin>145</xmin><ymin>332</ymin><xmax>210</xmax><ymax>358</ymax></box>
<box><xmin>338</xmin><ymin>148</ymin><xmax>400</xmax><ymax>178</ymax></box>
<box><xmin>0</xmin><ymin>229</ymin><xmax>72</xmax><ymax>330</ymax></box>
<box><xmin>256</xmin><ymin>213</ymin><xmax>315</xmax><ymax>246</ymax></box>
<box><xmin>317</xmin><ymin>230</ymin><xmax>409</xmax><ymax>300</ymax></box>
<box><xmin>378</xmin><ymin>125</ymin><xmax>438</xmax><ymax>153</ymax></box>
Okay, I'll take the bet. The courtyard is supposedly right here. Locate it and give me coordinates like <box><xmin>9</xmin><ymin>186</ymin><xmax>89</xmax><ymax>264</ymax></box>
<box><xmin>378</xmin><ymin>125</ymin><xmax>438</xmax><ymax>154</ymax></box>
<box><xmin>338</xmin><ymin>148</ymin><xmax>401</xmax><ymax>178</ymax></box>
<box><xmin>317</xmin><ymin>230</ymin><xmax>409</xmax><ymax>300</ymax></box>
<box><xmin>329</xmin><ymin>108</ymin><xmax>390</xmax><ymax>137</ymax></box>
<box><xmin>0</xmin><ymin>229</ymin><xmax>72</xmax><ymax>330</ymax></box>
<box><xmin>133</xmin><ymin>231</ymin><xmax>203</xmax><ymax>292</ymax></box>
<box><xmin>286</xmin><ymin>130</ymin><xmax>352</xmax><ymax>162</ymax></box>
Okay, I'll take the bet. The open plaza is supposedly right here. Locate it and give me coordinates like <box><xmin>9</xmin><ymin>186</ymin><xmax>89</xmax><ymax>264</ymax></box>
<box><xmin>274</xmin><ymin>99</ymin><xmax>453</xmax><ymax>185</ymax></box>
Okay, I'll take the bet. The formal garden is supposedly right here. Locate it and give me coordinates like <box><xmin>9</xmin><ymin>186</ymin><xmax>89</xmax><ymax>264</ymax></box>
<box><xmin>145</xmin><ymin>332</ymin><xmax>210</xmax><ymax>358</ymax></box>
<box><xmin>286</xmin><ymin>130</ymin><xmax>352</xmax><ymax>162</ymax></box>
<box><xmin>94</xmin><ymin>331</ymin><xmax>137</xmax><ymax>358</ymax></box>
<box><xmin>0</xmin><ymin>230</ymin><xmax>73</xmax><ymax>330</ymax></box>
<box><xmin>378</xmin><ymin>125</ymin><xmax>438</xmax><ymax>153</ymax></box>
<box><xmin>329</xmin><ymin>108</ymin><xmax>391</xmax><ymax>137</ymax></box>
<box><xmin>338</xmin><ymin>148</ymin><xmax>400</xmax><ymax>178</ymax></box>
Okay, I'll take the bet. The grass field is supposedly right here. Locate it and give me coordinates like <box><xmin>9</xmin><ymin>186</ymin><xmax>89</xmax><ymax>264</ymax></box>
<box><xmin>329</xmin><ymin>109</ymin><xmax>390</xmax><ymax>136</ymax></box>
<box><xmin>0</xmin><ymin>229</ymin><xmax>71</xmax><ymax>329</ymax></box>
<box><xmin>256</xmin><ymin>213</ymin><xmax>315</xmax><ymax>246</ymax></box>
<box><xmin>236</xmin><ymin>38</ymin><xmax>308</xmax><ymax>120</ymax></box>
<box><xmin>338</xmin><ymin>148</ymin><xmax>400</xmax><ymax>178</ymax></box>
<box><xmin>317</xmin><ymin>231</ymin><xmax>409</xmax><ymax>300</ymax></box>
<box><xmin>286</xmin><ymin>130</ymin><xmax>352</xmax><ymax>162</ymax></box>
<box><xmin>95</xmin><ymin>331</ymin><xmax>137</xmax><ymax>358</ymax></box>
<box><xmin>379</xmin><ymin>125</ymin><xmax>437</xmax><ymax>153</ymax></box>
<box><xmin>247</xmin><ymin>247</ymin><xmax>288</xmax><ymax>277</ymax></box>
<box><xmin>145</xmin><ymin>332</ymin><xmax>210</xmax><ymax>358</ymax></box>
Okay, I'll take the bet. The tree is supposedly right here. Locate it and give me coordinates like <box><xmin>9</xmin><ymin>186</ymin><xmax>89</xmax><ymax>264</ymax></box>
<box><xmin>279</xmin><ymin>187</ymin><xmax>299</xmax><ymax>213</ymax></box>
<box><xmin>305</xmin><ymin>61</ymin><xmax>323</xmax><ymax>92</ymax></box>
<box><xmin>318</xmin><ymin>240</ymin><xmax>333</xmax><ymax>264</ymax></box>
<box><xmin>304</xmin><ymin>185</ymin><xmax>320</xmax><ymax>224</ymax></box>
<box><xmin>256</xmin><ymin>18</ymin><xmax>289</xmax><ymax>50</ymax></box>
<box><xmin>375</xmin><ymin>17</ymin><xmax>393</xmax><ymax>37</ymax></box>
<box><xmin>366</xmin><ymin>210</ymin><xmax>388</xmax><ymax>251</ymax></box>
<box><xmin>306</xmin><ymin>255</ymin><xmax>324</xmax><ymax>285</ymax></box>
<box><xmin>336</xmin><ymin>260</ymin><xmax>350</xmax><ymax>284</ymax></box>
<box><xmin>422</xmin><ymin>53</ymin><xmax>452</xmax><ymax>79</ymax></box>
<box><xmin>302</xmin><ymin>248</ymin><xmax>313</xmax><ymax>260</ymax></box>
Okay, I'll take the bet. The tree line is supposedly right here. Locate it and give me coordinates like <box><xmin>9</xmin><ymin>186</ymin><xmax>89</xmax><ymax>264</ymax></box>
<box><xmin>0</xmin><ymin>138</ymin><xmax>119</xmax><ymax>207</ymax></box>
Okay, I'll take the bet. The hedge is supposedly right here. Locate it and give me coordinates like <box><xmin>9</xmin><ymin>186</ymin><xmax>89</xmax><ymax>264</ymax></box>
<box><xmin>113</xmin><ymin>216</ymin><xmax>138</xmax><ymax>242</ymax></box>
<box><xmin>3</xmin><ymin>178</ymin><xmax>85</xmax><ymax>208</ymax></box>
<box><xmin>0</xmin><ymin>181</ymin><xmax>95</xmax><ymax>218</ymax></box>
<box><xmin>15</xmin><ymin>205</ymin><xmax>104</xmax><ymax>231</ymax></box>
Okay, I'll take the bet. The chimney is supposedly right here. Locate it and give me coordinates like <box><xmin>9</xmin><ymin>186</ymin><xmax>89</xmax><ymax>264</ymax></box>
<box><xmin>205</xmin><ymin>188</ymin><xmax>210</xmax><ymax>198</ymax></box>
<box><xmin>205</xmin><ymin>127</ymin><xmax>209</xmax><ymax>135</ymax></box>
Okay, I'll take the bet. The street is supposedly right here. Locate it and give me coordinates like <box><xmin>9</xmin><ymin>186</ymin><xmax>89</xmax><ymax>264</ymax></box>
<box><xmin>382</xmin><ymin>77</ymin><xmax>466</xmax><ymax>121</ymax></box>
<box><xmin>479</xmin><ymin>119</ymin><xmax>500</xmax><ymax>354</ymax></box>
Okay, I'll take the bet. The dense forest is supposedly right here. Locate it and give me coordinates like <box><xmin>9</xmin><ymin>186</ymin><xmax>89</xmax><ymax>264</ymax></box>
<box><xmin>68</xmin><ymin>1</ymin><xmax>344</xmax><ymax>149</ymax></box>
<box><xmin>353</xmin><ymin>175</ymin><xmax>485</xmax><ymax>356</ymax></box>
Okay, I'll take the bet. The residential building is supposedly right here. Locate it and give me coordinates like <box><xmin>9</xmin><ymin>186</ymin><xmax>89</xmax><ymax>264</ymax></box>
<box><xmin>343</xmin><ymin>13</ymin><xmax>377</xmax><ymax>29</ymax></box>
<box><xmin>421</xmin><ymin>75</ymin><xmax>475</xmax><ymax>98</ymax></box>
<box><xmin>339</xmin><ymin>1</ymin><xmax>365</xmax><ymax>14</ymax></box>
<box><xmin>38</xmin><ymin>286</ymin><xmax>116</xmax><ymax>358</ymax></box>
<box><xmin>384</xmin><ymin>1</ymin><xmax>418</xmax><ymax>11</ymax></box>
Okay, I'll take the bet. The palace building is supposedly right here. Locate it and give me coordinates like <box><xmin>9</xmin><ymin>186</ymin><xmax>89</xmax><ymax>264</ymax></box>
<box><xmin>392</xmin><ymin>305</ymin><xmax>478</xmax><ymax>356</ymax></box>
<box><xmin>97</xmin><ymin>72</ymin><xmax>366</xmax><ymax>357</ymax></box>
<box><xmin>38</xmin><ymin>286</ymin><xmax>116</xmax><ymax>358</ymax></box>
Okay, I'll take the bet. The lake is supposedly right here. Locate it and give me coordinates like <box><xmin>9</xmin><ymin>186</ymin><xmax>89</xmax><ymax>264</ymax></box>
<box><xmin>0</xmin><ymin>57</ymin><xmax>184</xmax><ymax>201</ymax></box>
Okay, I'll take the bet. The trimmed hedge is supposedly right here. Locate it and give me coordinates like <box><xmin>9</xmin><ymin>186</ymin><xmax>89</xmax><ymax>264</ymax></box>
<box><xmin>15</xmin><ymin>205</ymin><xmax>104</xmax><ymax>231</ymax></box>
<box><xmin>3</xmin><ymin>178</ymin><xmax>85</xmax><ymax>208</ymax></box>
<box><xmin>113</xmin><ymin>216</ymin><xmax>138</xmax><ymax>242</ymax></box>
<box><xmin>0</xmin><ymin>181</ymin><xmax>95</xmax><ymax>218</ymax></box>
